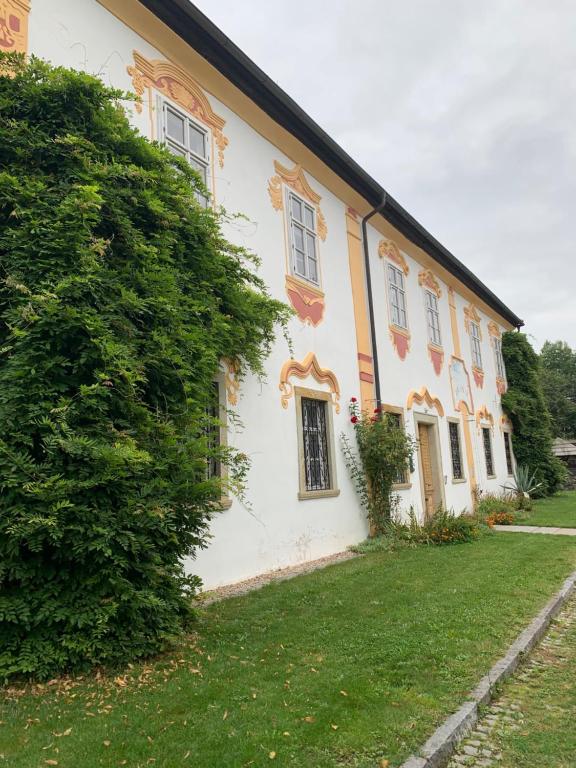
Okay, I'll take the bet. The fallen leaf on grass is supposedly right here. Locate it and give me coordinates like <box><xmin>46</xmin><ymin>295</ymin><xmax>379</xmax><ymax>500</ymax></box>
<box><xmin>103</xmin><ymin>740</ymin><xmax>111</xmax><ymax>747</ymax></box>
<box><xmin>269</xmin><ymin>752</ymin><xmax>276</xmax><ymax>760</ymax></box>
<box><xmin>223</xmin><ymin>710</ymin><xmax>228</xmax><ymax>720</ymax></box>
<box><xmin>303</xmin><ymin>716</ymin><xmax>315</xmax><ymax>723</ymax></box>
<box><xmin>380</xmin><ymin>760</ymin><xmax>390</xmax><ymax>768</ymax></box>
<box><xmin>183</xmin><ymin>751</ymin><xmax>190</xmax><ymax>760</ymax></box>
<box><xmin>331</xmin><ymin>724</ymin><xmax>338</xmax><ymax>730</ymax></box>
<box><xmin>45</xmin><ymin>762</ymin><xmax>58</xmax><ymax>766</ymax></box>
<box><xmin>339</xmin><ymin>690</ymin><xmax>348</xmax><ymax>697</ymax></box>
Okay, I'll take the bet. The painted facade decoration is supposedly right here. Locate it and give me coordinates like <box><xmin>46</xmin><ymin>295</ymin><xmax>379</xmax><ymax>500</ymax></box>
<box><xmin>0</xmin><ymin>0</ymin><xmax>29</xmax><ymax>53</ymax></box>
<box><xmin>26</xmin><ymin>0</ymin><xmax>518</xmax><ymax>589</ymax></box>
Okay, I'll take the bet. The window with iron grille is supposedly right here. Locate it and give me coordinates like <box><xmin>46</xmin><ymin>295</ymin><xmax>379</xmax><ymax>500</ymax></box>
<box><xmin>301</xmin><ymin>397</ymin><xmax>331</xmax><ymax>491</ymax></box>
<box><xmin>504</xmin><ymin>431</ymin><xmax>514</xmax><ymax>475</ymax></box>
<box><xmin>482</xmin><ymin>427</ymin><xmax>495</xmax><ymax>477</ymax></box>
<box><xmin>161</xmin><ymin>100</ymin><xmax>209</xmax><ymax>206</ymax></box>
<box><xmin>425</xmin><ymin>290</ymin><xmax>442</xmax><ymax>346</ymax></box>
<box><xmin>448</xmin><ymin>420</ymin><xmax>464</xmax><ymax>480</ymax></box>
<box><xmin>493</xmin><ymin>336</ymin><xmax>506</xmax><ymax>380</ymax></box>
<box><xmin>206</xmin><ymin>381</ymin><xmax>221</xmax><ymax>480</ymax></box>
<box><xmin>387</xmin><ymin>263</ymin><xmax>408</xmax><ymax>329</ymax></box>
<box><xmin>387</xmin><ymin>411</ymin><xmax>409</xmax><ymax>484</ymax></box>
<box><xmin>470</xmin><ymin>321</ymin><xmax>483</xmax><ymax>369</ymax></box>
<box><xmin>288</xmin><ymin>192</ymin><xmax>319</xmax><ymax>285</ymax></box>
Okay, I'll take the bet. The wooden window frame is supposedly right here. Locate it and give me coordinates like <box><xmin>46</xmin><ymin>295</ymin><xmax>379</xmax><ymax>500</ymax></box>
<box><xmin>295</xmin><ymin>387</ymin><xmax>339</xmax><ymax>500</ymax></box>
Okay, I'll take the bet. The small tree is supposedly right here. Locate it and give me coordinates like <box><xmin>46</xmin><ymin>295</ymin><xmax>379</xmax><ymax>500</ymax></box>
<box><xmin>501</xmin><ymin>331</ymin><xmax>566</xmax><ymax>497</ymax></box>
<box><xmin>341</xmin><ymin>399</ymin><xmax>415</xmax><ymax>534</ymax></box>
<box><xmin>0</xmin><ymin>55</ymin><xmax>290</xmax><ymax>679</ymax></box>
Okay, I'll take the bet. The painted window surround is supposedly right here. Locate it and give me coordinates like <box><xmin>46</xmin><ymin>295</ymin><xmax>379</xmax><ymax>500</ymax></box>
<box><xmin>294</xmin><ymin>386</ymin><xmax>339</xmax><ymax>501</ymax></box>
<box><xmin>418</xmin><ymin>268</ymin><xmax>444</xmax><ymax>376</ymax></box>
<box><xmin>464</xmin><ymin>304</ymin><xmax>485</xmax><ymax>389</ymax></box>
<box><xmin>379</xmin><ymin>239</ymin><xmax>411</xmax><ymax>361</ymax></box>
<box><xmin>447</xmin><ymin>417</ymin><xmax>466</xmax><ymax>483</ymax></box>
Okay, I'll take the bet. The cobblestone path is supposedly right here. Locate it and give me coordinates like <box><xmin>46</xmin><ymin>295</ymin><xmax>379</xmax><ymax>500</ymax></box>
<box><xmin>448</xmin><ymin>592</ymin><xmax>576</xmax><ymax>768</ymax></box>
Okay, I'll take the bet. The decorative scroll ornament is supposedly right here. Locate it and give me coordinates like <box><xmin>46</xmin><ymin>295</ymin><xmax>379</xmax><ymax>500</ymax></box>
<box><xmin>0</xmin><ymin>0</ymin><xmax>30</xmax><ymax>53</ymax></box>
<box><xmin>428</xmin><ymin>344</ymin><xmax>444</xmax><ymax>376</ymax></box>
<box><xmin>267</xmin><ymin>161</ymin><xmax>327</xmax><ymax>240</ymax></box>
<box><xmin>418</xmin><ymin>269</ymin><xmax>442</xmax><ymax>298</ymax></box>
<box><xmin>500</xmin><ymin>415</ymin><xmax>512</xmax><ymax>433</ymax></box>
<box><xmin>127</xmin><ymin>52</ymin><xmax>229</xmax><ymax>167</ymax></box>
<box><xmin>223</xmin><ymin>359</ymin><xmax>240</xmax><ymax>406</ymax></box>
<box><xmin>406</xmin><ymin>387</ymin><xmax>444</xmax><ymax>417</ymax></box>
<box><xmin>389</xmin><ymin>326</ymin><xmax>411</xmax><ymax>361</ymax></box>
<box><xmin>487</xmin><ymin>321</ymin><xmax>501</xmax><ymax>338</ymax></box>
<box><xmin>279</xmin><ymin>353</ymin><xmax>340</xmax><ymax>412</ymax></box>
<box><xmin>475</xmin><ymin>405</ymin><xmax>494</xmax><ymax>430</ymax></box>
<box><xmin>378</xmin><ymin>239</ymin><xmax>409</xmax><ymax>275</ymax></box>
<box><xmin>285</xmin><ymin>275</ymin><xmax>325</xmax><ymax>327</ymax></box>
<box><xmin>496</xmin><ymin>377</ymin><xmax>507</xmax><ymax>396</ymax></box>
<box><xmin>464</xmin><ymin>303</ymin><xmax>482</xmax><ymax>336</ymax></box>
<box><xmin>472</xmin><ymin>367</ymin><xmax>484</xmax><ymax>389</ymax></box>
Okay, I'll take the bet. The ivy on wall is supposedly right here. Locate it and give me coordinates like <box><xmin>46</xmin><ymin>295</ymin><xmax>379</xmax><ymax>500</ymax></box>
<box><xmin>0</xmin><ymin>54</ymin><xmax>290</xmax><ymax>679</ymax></box>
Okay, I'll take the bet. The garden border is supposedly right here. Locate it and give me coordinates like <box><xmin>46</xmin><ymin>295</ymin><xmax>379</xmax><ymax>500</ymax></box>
<box><xmin>399</xmin><ymin>567</ymin><xmax>576</xmax><ymax>768</ymax></box>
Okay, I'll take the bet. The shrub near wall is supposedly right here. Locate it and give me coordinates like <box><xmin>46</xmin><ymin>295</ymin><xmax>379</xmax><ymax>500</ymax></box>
<box><xmin>0</xmin><ymin>55</ymin><xmax>290</xmax><ymax>679</ymax></box>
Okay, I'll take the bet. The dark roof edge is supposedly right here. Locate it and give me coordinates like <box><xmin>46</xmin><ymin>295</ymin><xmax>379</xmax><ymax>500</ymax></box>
<box><xmin>138</xmin><ymin>0</ymin><xmax>524</xmax><ymax>329</ymax></box>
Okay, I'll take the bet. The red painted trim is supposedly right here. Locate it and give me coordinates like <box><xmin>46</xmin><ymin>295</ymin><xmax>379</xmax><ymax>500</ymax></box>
<box><xmin>357</xmin><ymin>352</ymin><xmax>373</xmax><ymax>363</ymax></box>
<box><xmin>359</xmin><ymin>372</ymin><xmax>374</xmax><ymax>383</ymax></box>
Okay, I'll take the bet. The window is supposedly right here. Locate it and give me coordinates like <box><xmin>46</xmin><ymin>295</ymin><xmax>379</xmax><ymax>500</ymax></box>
<box><xmin>493</xmin><ymin>336</ymin><xmax>506</xmax><ymax>380</ymax></box>
<box><xmin>205</xmin><ymin>381</ymin><xmax>221</xmax><ymax>480</ymax></box>
<box><xmin>425</xmin><ymin>290</ymin><xmax>442</xmax><ymax>346</ymax></box>
<box><xmin>482</xmin><ymin>427</ymin><xmax>495</xmax><ymax>477</ymax></box>
<box><xmin>387</xmin><ymin>263</ymin><xmax>408</xmax><ymax>329</ymax></box>
<box><xmin>386</xmin><ymin>410</ymin><xmax>410</xmax><ymax>486</ymax></box>
<box><xmin>288</xmin><ymin>192</ymin><xmax>319</xmax><ymax>285</ymax></box>
<box><xmin>161</xmin><ymin>100</ymin><xmax>209</xmax><ymax>205</ymax></box>
<box><xmin>295</xmin><ymin>388</ymin><xmax>338</xmax><ymax>499</ymax></box>
<box><xmin>470</xmin><ymin>321</ymin><xmax>483</xmax><ymax>369</ymax></box>
<box><xmin>504</xmin><ymin>431</ymin><xmax>514</xmax><ymax>476</ymax></box>
<box><xmin>448</xmin><ymin>420</ymin><xmax>464</xmax><ymax>480</ymax></box>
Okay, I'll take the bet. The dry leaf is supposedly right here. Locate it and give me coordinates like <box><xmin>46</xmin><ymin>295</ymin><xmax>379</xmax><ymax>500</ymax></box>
<box><xmin>103</xmin><ymin>740</ymin><xmax>111</xmax><ymax>747</ymax></box>
<box><xmin>45</xmin><ymin>762</ymin><xmax>58</xmax><ymax>766</ymax></box>
<box><xmin>183</xmin><ymin>752</ymin><xmax>191</xmax><ymax>760</ymax></box>
<box><xmin>222</xmin><ymin>710</ymin><xmax>228</xmax><ymax>720</ymax></box>
<box><xmin>282</xmin><ymin>732</ymin><xmax>290</xmax><ymax>737</ymax></box>
<box><xmin>331</xmin><ymin>724</ymin><xmax>338</xmax><ymax>730</ymax></box>
<box><xmin>269</xmin><ymin>752</ymin><xmax>276</xmax><ymax>760</ymax></box>
<box><xmin>340</xmin><ymin>690</ymin><xmax>348</xmax><ymax>697</ymax></box>
<box><xmin>380</xmin><ymin>761</ymin><xmax>390</xmax><ymax>768</ymax></box>
<box><xmin>303</xmin><ymin>716</ymin><xmax>315</xmax><ymax>723</ymax></box>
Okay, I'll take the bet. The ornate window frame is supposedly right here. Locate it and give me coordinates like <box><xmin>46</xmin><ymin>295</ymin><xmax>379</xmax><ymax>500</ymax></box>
<box><xmin>295</xmin><ymin>387</ymin><xmax>339</xmax><ymax>501</ymax></box>
<box><xmin>0</xmin><ymin>0</ymin><xmax>30</xmax><ymax>54</ymax></box>
<box><xmin>379</xmin><ymin>239</ymin><xmax>411</xmax><ymax>360</ymax></box>
<box><xmin>447</xmin><ymin>417</ymin><xmax>466</xmax><ymax>484</ymax></box>
<box><xmin>419</xmin><ymin>269</ymin><xmax>444</xmax><ymax>375</ymax></box>
<box><xmin>488</xmin><ymin>321</ymin><xmax>507</xmax><ymax>395</ymax></box>
<box><xmin>268</xmin><ymin>161</ymin><xmax>327</xmax><ymax>326</ymax></box>
<box><xmin>464</xmin><ymin>303</ymin><xmax>484</xmax><ymax>388</ymax></box>
<box><xmin>279</xmin><ymin>353</ymin><xmax>340</xmax><ymax>413</ymax></box>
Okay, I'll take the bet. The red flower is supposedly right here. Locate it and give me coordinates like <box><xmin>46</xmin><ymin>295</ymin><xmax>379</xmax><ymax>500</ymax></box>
<box><xmin>350</xmin><ymin>416</ymin><xmax>358</xmax><ymax>424</ymax></box>
<box><xmin>350</xmin><ymin>397</ymin><xmax>357</xmax><ymax>403</ymax></box>
<box><xmin>373</xmin><ymin>406</ymin><xmax>381</xmax><ymax>414</ymax></box>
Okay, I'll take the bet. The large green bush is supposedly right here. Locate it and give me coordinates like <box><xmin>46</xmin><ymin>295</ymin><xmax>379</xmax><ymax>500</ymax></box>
<box><xmin>0</xmin><ymin>55</ymin><xmax>289</xmax><ymax>679</ymax></box>
<box><xmin>502</xmin><ymin>331</ymin><xmax>565</xmax><ymax>497</ymax></box>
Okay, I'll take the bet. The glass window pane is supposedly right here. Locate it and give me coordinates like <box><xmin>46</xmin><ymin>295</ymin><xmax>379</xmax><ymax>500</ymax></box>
<box><xmin>167</xmin><ymin>142</ymin><xmax>186</xmax><ymax>158</ymax></box>
<box><xmin>291</xmin><ymin>196</ymin><xmax>302</xmax><ymax>222</ymax></box>
<box><xmin>189</xmin><ymin>123</ymin><xmax>206</xmax><ymax>157</ymax></box>
<box><xmin>166</xmin><ymin>108</ymin><xmax>185</xmax><ymax>144</ymax></box>
<box><xmin>308</xmin><ymin>257</ymin><xmax>318</xmax><ymax>284</ymax></box>
<box><xmin>295</xmin><ymin>250</ymin><xmax>306</xmax><ymax>276</ymax></box>
<box><xmin>189</xmin><ymin>156</ymin><xmax>207</xmax><ymax>184</ymax></box>
<box><xmin>304</xmin><ymin>205</ymin><xmax>315</xmax><ymax>230</ymax></box>
<box><xmin>306</xmin><ymin>232</ymin><xmax>316</xmax><ymax>260</ymax></box>
<box><xmin>292</xmin><ymin>223</ymin><xmax>305</xmax><ymax>251</ymax></box>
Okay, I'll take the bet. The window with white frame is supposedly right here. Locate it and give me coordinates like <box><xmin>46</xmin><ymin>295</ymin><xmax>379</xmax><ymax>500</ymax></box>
<box><xmin>387</xmin><ymin>264</ymin><xmax>408</xmax><ymax>329</ymax></box>
<box><xmin>425</xmin><ymin>290</ymin><xmax>442</xmax><ymax>346</ymax></box>
<box><xmin>288</xmin><ymin>192</ymin><xmax>319</xmax><ymax>285</ymax></box>
<box><xmin>470</xmin><ymin>321</ymin><xmax>483</xmax><ymax>369</ymax></box>
<box><xmin>161</xmin><ymin>100</ymin><xmax>209</xmax><ymax>205</ymax></box>
<box><xmin>493</xmin><ymin>336</ymin><xmax>506</xmax><ymax>380</ymax></box>
<box><xmin>448</xmin><ymin>420</ymin><xmax>464</xmax><ymax>480</ymax></box>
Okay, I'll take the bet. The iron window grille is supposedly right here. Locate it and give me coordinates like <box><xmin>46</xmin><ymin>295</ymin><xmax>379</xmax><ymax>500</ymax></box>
<box><xmin>425</xmin><ymin>290</ymin><xmax>442</xmax><ymax>346</ymax></box>
<box><xmin>449</xmin><ymin>421</ymin><xmax>464</xmax><ymax>480</ymax></box>
<box><xmin>504</xmin><ymin>431</ymin><xmax>514</xmax><ymax>475</ymax></box>
<box><xmin>387</xmin><ymin>263</ymin><xmax>408</xmax><ymax>329</ymax></box>
<box><xmin>288</xmin><ymin>191</ymin><xmax>319</xmax><ymax>285</ymax></box>
<box><xmin>301</xmin><ymin>397</ymin><xmax>331</xmax><ymax>491</ymax></box>
<box><xmin>482</xmin><ymin>427</ymin><xmax>495</xmax><ymax>477</ymax></box>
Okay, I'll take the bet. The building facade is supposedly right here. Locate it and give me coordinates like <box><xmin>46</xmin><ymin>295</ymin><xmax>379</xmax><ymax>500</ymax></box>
<box><xmin>12</xmin><ymin>0</ymin><xmax>523</xmax><ymax>588</ymax></box>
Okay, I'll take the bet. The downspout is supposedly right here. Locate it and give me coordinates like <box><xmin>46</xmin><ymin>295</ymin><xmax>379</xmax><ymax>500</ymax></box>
<box><xmin>361</xmin><ymin>196</ymin><xmax>387</xmax><ymax>409</ymax></box>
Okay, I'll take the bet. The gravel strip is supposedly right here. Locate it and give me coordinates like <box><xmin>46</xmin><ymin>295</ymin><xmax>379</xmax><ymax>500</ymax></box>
<box><xmin>196</xmin><ymin>550</ymin><xmax>358</xmax><ymax>605</ymax></box>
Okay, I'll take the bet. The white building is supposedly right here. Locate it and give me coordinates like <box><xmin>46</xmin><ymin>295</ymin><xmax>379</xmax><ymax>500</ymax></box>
<box><xmin>11</xmin><ymin>0</ymin><xmax>523</xmax><ymax>588</ymax></box>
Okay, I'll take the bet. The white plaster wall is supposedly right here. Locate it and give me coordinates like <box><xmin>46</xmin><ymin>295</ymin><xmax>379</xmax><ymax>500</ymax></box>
<box><xmin>28</xmin><ymin>0</ymin><xmax>515</xmax><ymax>587</ymax></box>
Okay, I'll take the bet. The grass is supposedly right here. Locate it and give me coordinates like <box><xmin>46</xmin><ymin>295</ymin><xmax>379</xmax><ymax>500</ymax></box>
<box><xmin>520</xmin><ymin>490</ymin><xmax>576</xmax><ymax>528</ymax></box>
<box><xmin>2</xmin><ymin>533</ymin><xmax>576</xmax><ymax>768</ymax></box>
<box><xmin>489</xmin><ymin>595</ymin><xmax>576</xmax><ymax>767</ymax></box>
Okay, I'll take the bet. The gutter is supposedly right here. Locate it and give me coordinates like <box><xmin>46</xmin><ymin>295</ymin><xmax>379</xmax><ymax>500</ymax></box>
<box><xmin>362</xmin><ymin>198</ymin><xmax>387</xmax><ymax>408</ymax></box>
<box><xmin>137</xmin><ymin>0</ymin><xmax>524</xmax><ymax>330</ymax></box>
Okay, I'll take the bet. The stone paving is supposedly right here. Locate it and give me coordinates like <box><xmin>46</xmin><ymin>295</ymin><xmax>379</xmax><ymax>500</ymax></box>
<box><xmin>447</xmin><ymin>592</ymin><xmax>576</xmax><ymax>768</ymax></box>
<box><xmin>493</xmin><ymin>524</ymin><xmax>576</xmax><ymax>536</ymax></box>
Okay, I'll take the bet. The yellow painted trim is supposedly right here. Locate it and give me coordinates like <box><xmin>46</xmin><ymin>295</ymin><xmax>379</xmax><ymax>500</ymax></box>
<box><xmin>475</xmin><ymin>405</ymin><xmax>494</xmax><ymax>431</ymax></box>
<box><xmin>418</xmin><ymin>269</ymin><xmax>442</xmax><ymax>298</ymax></box>
<box><xmin>280</xmin><ymin>353</ymin><xmax>340</xmax><ymax>412</ymax></box>
<box><xmin>448</xmin><ymin>288</ymin><xmax>462</xmax><ymax>357</ymax></box>
<box><xmin>0</xmin><ymin>0</ymin><xmax>30</xmax><ymax>54</ymax></box>
<box><xmin>268</xmin><ymin>160</ymin><xmax>327</xmax><ymax>240</ymax></box>
<box><xmin>378</xmin><ymin>238</ymin><xmax>409</xmax><ymax>275</ymax></box>
<box><xmin>407</xmin><ymin>387</ymin><xmax>444</xmax><ymax>417</ymax></box>
<box><xmin>459</xmin><ymin>402</ymin><xmax>477</xmax><ymax>509</ymax></box>
<box><xmin>96</xmin><ymin>0</ymin><xmax>516</xmax><ymax>331</ymax></box>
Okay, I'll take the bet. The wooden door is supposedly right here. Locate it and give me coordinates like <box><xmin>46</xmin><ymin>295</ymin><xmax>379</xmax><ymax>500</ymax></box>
<box><xmin>418</xmin><ymin>423</ymin><xmax>435</xmax><ymax>520</ymax></box>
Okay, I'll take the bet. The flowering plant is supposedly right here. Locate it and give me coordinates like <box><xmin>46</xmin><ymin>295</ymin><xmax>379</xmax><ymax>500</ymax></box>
<box><xmin>341</xmin><ymin>397</ymin><xmax>415</xmax><ymax>534</ymax></box>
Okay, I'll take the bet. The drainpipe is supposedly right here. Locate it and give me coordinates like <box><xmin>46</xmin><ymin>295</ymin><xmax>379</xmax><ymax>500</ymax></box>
<box><xmin>361</xmin><ymin>196</ymin><xmax>387</xmax><ymax>409</ymax></box>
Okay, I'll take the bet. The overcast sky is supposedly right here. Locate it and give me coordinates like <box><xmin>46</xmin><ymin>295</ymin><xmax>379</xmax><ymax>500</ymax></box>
<box><xmin>194</xmin><ymin>0</ymin><xmax>576</xmax><ymax>349</ymax></box>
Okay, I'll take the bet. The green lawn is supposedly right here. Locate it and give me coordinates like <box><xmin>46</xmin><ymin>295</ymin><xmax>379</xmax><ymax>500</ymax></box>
<box><xmin>521</xmin><ymin>490</ymin><xmax>576</xmax><ymax>528</ymax></box>
<box><xmin>490</xmin><ymin>595</ymin><xmax>576</xmax><ymax>767</ymax></box>
<box><xmin>2</xmin><ymin>534</ymin><xmax>576</xmax><ymax>768</ymax></box>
